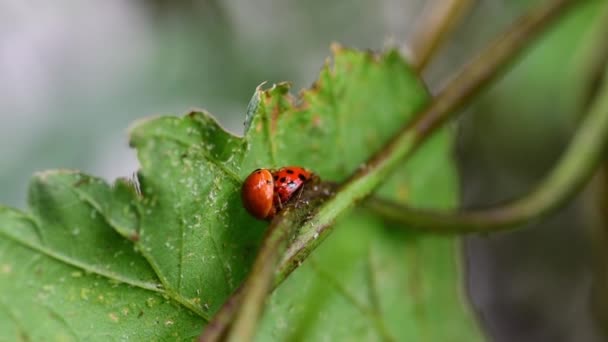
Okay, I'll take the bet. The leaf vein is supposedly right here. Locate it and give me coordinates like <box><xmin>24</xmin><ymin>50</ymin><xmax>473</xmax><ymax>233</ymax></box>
<box><xmin>310</xmin><ymin>259</ymin><xmax>395</xmax><ymax>341</ymax></box>
<box><xmin>201</xmin><ymin>177</ymin><xmax>233</xmax><ymax>291</ymax></box>
<box><xmin>0</xmin><ymin>299</ymin><xmax>30</xmax><ymax>341</ymax></box>
<box><xmin>0</xmin><ymin>228</ymin><xmax>163</xmax><ymax>293</ymax></box>
<box><xmin>143</xmin><ymin>132</ymin><xmax>242</xmax><ymax>184</ymax></box>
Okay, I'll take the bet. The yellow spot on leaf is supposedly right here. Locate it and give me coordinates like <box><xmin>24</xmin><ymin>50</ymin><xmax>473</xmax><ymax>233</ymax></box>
<box><xmin>397</xmin><ymin>186</ymin><xmax>409</xmax><ymax>201</ymax></box>
<box><xmin>108</xmin><ymin>312</ymin><xmax>119</xmax><ymax>322</ymax></box>
<box><xmin>146</xmin><ymin>297</ymin><xmax>157</xmax><ymax>308</ymax></box>
<box><xmin>1</xmin><ymin>264</ymin><xmax>12</xmax><ymax>274</ymax></box>
<box><xmin>80</xmin><ymin>288</ymin><xmax>90</xmax><ymax>300</ymax></box>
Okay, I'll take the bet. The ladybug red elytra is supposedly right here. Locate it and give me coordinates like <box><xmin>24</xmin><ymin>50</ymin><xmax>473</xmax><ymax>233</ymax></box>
<box><xmin>241</xmin><ymin>166</ymin><xmax>313</xmax><ymax>220</ymax></box>
<box><xmin>272</xmin><ymin>166</ymin><xmax>312</xmax><ymax>205</ymax></box>
<box><xmin>241</xmin><ymin>168</ymin><xmax>276</xmax><ymax>220</ymax></box>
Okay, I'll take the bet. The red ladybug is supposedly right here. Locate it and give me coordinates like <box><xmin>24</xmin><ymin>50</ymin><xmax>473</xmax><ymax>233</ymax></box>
<box><xmin>241</xmin><ymin>166</ymin><xmax>313</xmax><ymax>220</ymax></box>
<box><xmin>241</xmin><ymin>168</ymin><xmax>276</xmax><ymax>220</ymax></box>
<box><xmin>272</xmin><ymin>166</ymin><xmax>312</xmax><ymax>205</ymax></box>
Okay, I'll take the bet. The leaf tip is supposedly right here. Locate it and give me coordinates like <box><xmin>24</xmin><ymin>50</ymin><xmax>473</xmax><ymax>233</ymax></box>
<box><xmin>330</xmin><ymin>42</ymin><xmax>345</xmax><ymax>55</ymax></box>
<box><xmin>255</xmin><ymin>81</ymin><xmax>269</xmax><ymax>93</ymax></box>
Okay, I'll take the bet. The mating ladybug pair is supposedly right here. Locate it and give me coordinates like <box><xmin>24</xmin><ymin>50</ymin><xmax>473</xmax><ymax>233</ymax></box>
<box><xmin>241</xmin><ymin>166</ymin><xmax>313</xmax><ymax>220</ymax></box>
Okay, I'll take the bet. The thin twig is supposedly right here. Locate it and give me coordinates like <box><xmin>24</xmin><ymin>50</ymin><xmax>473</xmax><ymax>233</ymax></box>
<box><xmin>225</xmin><ymin>212</ymin><xmax>292</xmax><ymax>342</ymax></box>
<box><xmin>199</xmin><ymin>181</ymin><xmax>332</xmax><ymax>342</ymax></box>
<box><xmin>197</xmin><ymin>286</ymin><xmax>244</xmax><ymax>341</ymax></box>
<box><xmin>198</xmin><ymin>210</ymin><xmax>292</xmax><ymax>342</ymax></box>
<box><xmin>580</xmin><ymin>3</ymin><xmax>608</xmax><ymax>111</ymax></box>
<box><xmin>408</xmin><ymin>0</ymin><xmax>475</xmax><ymax>72</ymax></box>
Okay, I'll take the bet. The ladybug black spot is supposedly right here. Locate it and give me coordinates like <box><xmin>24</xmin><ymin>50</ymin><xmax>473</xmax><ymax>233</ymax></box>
<box><xmin>286</xmin><ymin>169</ymin><xmax>294</xmax><ymax>174</ymax></box>
<box><xmin>255</xmin><ymin>169</ymin><xmax>261</xmax><ymax>174</ymax></box>
<box><xmin>273</xmin><ymin>175</ymin><xmax>279</xmax><ymax>181</ymax></box>
<box><xmin>280</xmin><ymin>177</ymin><xmax>287</xmax><ymax>183</ymax></box>
<box><xmin>298</xmin><ymin>174</ymin><xmax>306</xmax><ymax>181</ymax></box>
<box><xmin>266</xmin><ymin>180</ymin><xmax>271</xmax><ymax>184</ymax></box>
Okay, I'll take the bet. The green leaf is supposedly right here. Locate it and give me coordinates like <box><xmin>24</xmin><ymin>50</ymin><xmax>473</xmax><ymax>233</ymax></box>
<box><xmin>0</xmin><ymin>189</ymin><xmax>201</xmax><ymax>341</ymax></box>
<box><xmin>1</xmin><ymin>171</ymin><xmax>159</xmax><ymax>290</ymax></box>
<box><xmin>0</xmin><ymin>46</ymin><xmax>482</xmax><ymax>340</ymax></box>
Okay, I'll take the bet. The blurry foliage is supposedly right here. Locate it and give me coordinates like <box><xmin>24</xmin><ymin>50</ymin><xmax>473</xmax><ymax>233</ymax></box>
<box><xmin>458</xmin><ymin>1</ymin><xmax>605</xmax><ymax>341</ymax></box>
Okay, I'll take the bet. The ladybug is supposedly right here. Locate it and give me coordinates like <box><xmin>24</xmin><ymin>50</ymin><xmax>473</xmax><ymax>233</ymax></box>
<box><xmin>272</xmin><ymin>166</ymin><xmax>312</xmax><ymax>205</ymax></box>
<box><xmin>241</xmin><ymin>166</ymin><xmax>313</xmax><ymax>220</ymax></box>
<box><xmin>241</xmin><ymin>168</ymin><xmax>276</xmax><ymax>220</ymax></box>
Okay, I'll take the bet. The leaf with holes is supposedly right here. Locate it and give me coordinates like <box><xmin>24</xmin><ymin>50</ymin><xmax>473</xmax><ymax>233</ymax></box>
<box><xmin>0</xmin><ymin>46</ymin><xmax>482</xmax><ymax>340</ymax></box>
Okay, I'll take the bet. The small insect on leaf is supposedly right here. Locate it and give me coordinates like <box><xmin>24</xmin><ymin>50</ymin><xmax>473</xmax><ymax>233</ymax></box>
<box><xmin>241</xmin><ymin>168</ymin><xmax>276</xmax><ymax>220</ymax></box>
<box><xmin>241</xmin><ymin>166</ymin><xmax>314</xmax><ymax>220</ymax></box>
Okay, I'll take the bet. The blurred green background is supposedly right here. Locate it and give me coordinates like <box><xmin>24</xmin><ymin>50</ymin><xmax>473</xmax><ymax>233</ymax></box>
<box><xmin>0</xmin><ymin>0</ymin><xmax>605</xmax><ymax>341</ymax></box>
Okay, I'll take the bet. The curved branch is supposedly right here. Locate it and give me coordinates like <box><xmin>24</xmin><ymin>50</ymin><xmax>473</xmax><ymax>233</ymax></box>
<box><xmin>574</xmin><ymin>1</ymin><xmax>608</xmax><ymax>335</ymax></box>
<box><xmin>224</xmin><ymin>213</ymin><xmax>291</xmax><ymax>342</ymax></box>
<box><xmin>367</xmin><ymin>73</ymin><xmax>608</xmax><ymax>233</ymax></box>
<box><xmin>408</xmin><ymin>0</ymin><xmax>475</xmax><ymax>72</ymax></box>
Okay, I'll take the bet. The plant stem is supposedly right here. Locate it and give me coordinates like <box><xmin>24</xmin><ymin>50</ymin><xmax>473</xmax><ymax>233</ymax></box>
<box><xmin>198</xmin><ymin>211</ymin><xmax>292</xmax><ymax>342</ymax></box>
<box><xmin>367</xmin><ymin>74</ymin><xmax>608</xmax><ymax>233</ymax></box>
<box><xmin>276</xmin><ymin>0</ymin><xmax>580</xmax><ymax>284</ymax></box>
<box><xmin>578</xmin><ymin>1</ymin><xmax>608</xmax><ymax>336</ymax></box>
<box><xmin>199</xmin><ymin>181</ymin><xmax>331</xmax><ymax>342</ymax></box>
<box><xmin>408</xmin><ymin>0</ymin><xmax>474</xmax><ymax>72</ymax></box>
<box><xmin>369</xmin><ymin>0</ymin><xmax>608</xmax><ymax>232</ymax></box>
<box><xmin>224</xmin><ymin>212</ymin><xmax>292</xmax><ymax>342</ymax></box>
<box><xmin>581</xmin><ymin>2</ymin><xmax>608</xmax><ymax>111</ymax></box>
<box><xmin>198</xmin><ymin>285</ymin><xmax>244</xmax><ymax>341</ymax></box>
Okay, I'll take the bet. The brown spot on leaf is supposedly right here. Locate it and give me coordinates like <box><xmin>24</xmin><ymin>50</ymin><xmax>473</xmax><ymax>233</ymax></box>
<box><xmin>270</xmin><ymin>102</ymin><xmax>281</xmax><ymax>133</ymax></box>
<box><xmin>73</xmin><ymin>177</ymin><xmax>91</xmax><ymax>187</ymax></box>
<box><xmin>405</xmin><ymin>243</ymin><xmax>426</xmax><ymax>317</ymax></box>
<box><xmin>311</xmin><ymin>115</ymin><xmax>322</xmax><ymax>128</ymax></box>
<box><xmin>129</xmin><ymin>233</ymin><xmax>140</xmax><ymax>242</ymax></box>
<box><xmin>396</xmin><ymin>186</ymin><xmax>409</xmax><ymax>202</ymax></box>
